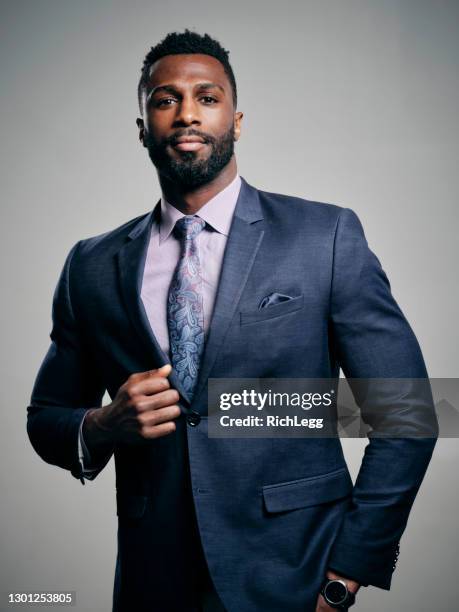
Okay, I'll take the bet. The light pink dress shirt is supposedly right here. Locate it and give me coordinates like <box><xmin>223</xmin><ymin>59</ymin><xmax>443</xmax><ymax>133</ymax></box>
<box><xmin>78</xmin><ymin>173</ymin><xmax>242</xmax><ymax>477</ymax></box>
<box><xmin>141</xmin><ymin>173</ymin><xmax>242</xmax><ymax>357</ymax></box>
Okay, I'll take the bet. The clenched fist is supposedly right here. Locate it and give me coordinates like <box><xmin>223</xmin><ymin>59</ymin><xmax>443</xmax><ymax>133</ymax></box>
<box><xmin>83</xmin><ymin>365</ymin><xmax>181</xmax><ymax>455</ymax></box>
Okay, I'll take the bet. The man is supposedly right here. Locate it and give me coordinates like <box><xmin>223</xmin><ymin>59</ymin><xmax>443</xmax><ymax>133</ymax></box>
<box><xmin>27</xmin><ymin>30</ymin><xmax>438</xmax><ymax>612</ymax></box>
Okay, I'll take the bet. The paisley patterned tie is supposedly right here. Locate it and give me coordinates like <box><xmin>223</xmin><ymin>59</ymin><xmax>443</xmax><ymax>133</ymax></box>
<box><xmin>167</xmin><ymin>215</ymin><xmax>206</xmax><ymax>399</ymax></box>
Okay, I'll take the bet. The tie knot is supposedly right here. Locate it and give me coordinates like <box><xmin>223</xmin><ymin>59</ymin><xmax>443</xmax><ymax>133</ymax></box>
<box><xmin>173</xmin><ymin>216</ymin><xmax>206</xmax><ymax>241</ymax></box>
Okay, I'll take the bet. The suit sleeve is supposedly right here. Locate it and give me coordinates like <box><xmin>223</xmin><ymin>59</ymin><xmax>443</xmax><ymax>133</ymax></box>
<box><xmin>27</xmin><ymin>241</ymin><xmax>109</xmax><ymax>482</ymax></box>
<box><xmin>326</xmin><ymin>208</ymin><xmax>438</xmax><ymax>589</ymax></box>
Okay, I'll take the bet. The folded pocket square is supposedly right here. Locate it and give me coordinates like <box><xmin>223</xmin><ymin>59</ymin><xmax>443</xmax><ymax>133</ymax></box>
<box><xmin>259</xmin><ymin>292</ymin><xmax>294</xmax><ymax>309</ymax></box>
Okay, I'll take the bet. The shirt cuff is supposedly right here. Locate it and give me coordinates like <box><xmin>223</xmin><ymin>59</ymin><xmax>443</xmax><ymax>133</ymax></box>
<box><xmin>78</xmin><ymin>411</ymin><xmax>107</xmax><ymax>479</ymax></box>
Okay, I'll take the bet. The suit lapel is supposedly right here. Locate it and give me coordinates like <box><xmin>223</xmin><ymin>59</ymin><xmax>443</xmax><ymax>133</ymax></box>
<box><xmin>115</xmin><ymin>178</ymin><xmax>264</xmax><ymax>409</ymax></box>
<box><xmin>116</xmin><ymin>204</ymin><xmax>192</xmax><ymax>405</ymax></box>
<box><xmin>192</xmin><ymin>178</ymin><xmax>265</xmax><ymax>406</ymax></box>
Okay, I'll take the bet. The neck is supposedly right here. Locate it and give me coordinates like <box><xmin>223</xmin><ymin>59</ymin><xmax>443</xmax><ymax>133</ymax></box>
<box><xmin>158</xmin><ymin>157</ymin><xmax>238</xmax><ymax>215</ymax></box>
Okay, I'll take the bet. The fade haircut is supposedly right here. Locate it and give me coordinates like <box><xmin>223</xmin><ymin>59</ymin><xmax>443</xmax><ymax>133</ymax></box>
<box><xmin>138</xmin><ymin>29</ymin><xmax>237</xmax><ymax>112</ymax></box>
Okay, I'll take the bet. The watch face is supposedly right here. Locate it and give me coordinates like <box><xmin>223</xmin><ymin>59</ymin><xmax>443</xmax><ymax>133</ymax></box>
<box><xmin>324</xmin><ymin>580</ymin><xmax>347</xmax><ymax>605</ymax></box>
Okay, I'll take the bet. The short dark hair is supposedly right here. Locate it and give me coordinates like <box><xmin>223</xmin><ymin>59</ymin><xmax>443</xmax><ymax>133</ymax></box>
<box><xmin>138</xmin><ymin>29</ymin><xmax>237</xmax><ymax>112</ymax></box>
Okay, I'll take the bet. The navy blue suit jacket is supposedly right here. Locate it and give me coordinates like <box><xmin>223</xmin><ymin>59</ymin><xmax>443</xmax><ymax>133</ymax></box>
<box><xmin>28</xmin><ymin>177</ymin><xmax>438</xmax><ymax>611</ymax></box>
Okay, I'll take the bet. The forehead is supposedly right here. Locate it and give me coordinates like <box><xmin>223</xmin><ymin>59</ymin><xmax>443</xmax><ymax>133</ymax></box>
<box><xmin>147</xmin><ymin>53</ymin><xmax>229</xmax><ymax>90</ymax></box>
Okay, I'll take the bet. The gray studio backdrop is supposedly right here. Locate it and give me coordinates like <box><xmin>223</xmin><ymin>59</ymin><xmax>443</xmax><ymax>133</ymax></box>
<box><xmin>1</xmin><ymin>1</ymin><xmax>458</xmax><ymax>610</ymax></box>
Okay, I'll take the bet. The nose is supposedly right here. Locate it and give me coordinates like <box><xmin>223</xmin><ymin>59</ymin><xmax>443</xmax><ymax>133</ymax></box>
<box><xmin>173</xmin><ymin>94</ymin><xmax>201</xmax><ymax>127</ymax></box>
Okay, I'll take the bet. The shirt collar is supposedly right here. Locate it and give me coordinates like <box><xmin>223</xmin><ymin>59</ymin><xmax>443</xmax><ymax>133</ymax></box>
<box><xmin>159</xmin><ymin>173</ymin><xmax>241</xmax><ymax>243</ymax></box>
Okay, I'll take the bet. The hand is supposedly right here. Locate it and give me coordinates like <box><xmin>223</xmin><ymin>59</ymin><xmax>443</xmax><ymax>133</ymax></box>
<box><xmin>83</xmin><ymin>365</ymin><xmax>181</xmax><ymax>450</ymax></box>
<box><xmin>315</xmin><ymin>570</ymin><xmax>360</xmax><ymax>611</ymax></box>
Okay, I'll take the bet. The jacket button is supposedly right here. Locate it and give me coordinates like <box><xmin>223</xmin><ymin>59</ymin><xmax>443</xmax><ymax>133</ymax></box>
<box><xmin>187</xmin><ymin>411</ymin><xmax>201</xmax><ymax>426</ymax></box>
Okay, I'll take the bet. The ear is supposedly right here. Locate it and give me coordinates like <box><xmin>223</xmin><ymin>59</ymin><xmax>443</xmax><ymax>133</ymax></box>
<box><xmin>136</xmin><ymin>118</ymin><xmax>146</xmax><ymax>147</ymax></box>
<box><xmin>233</xmin><ymin>111</ymin><xmax>243</xmax><ymax>141</ymax></box>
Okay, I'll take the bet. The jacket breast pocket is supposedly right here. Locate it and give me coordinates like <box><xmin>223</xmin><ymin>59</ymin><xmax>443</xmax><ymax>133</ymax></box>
<box><xmin>240</xmin><ymin>294</ymin><xmax>304</xmax><ymax>326</ymax></box>
<box><xmin>116</xmin><ymin>493</ymin><xmax>148</xmax><ymax>519</ymax></box>
<box><xmin>262</xmin><ymin>467</ymin><xmax>353</xmax><ymax>513</ymax></box>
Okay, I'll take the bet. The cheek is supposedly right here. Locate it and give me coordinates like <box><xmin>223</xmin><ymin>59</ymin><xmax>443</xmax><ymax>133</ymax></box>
<box><xmin>147</xmin><ymin>112</ymin><xmax>170</xmax><ymax>136</ymax></box>
<box><xmin>203</xmin><ymin>106</ymin><xmax>234</xmax><ymax>129</ymax></box>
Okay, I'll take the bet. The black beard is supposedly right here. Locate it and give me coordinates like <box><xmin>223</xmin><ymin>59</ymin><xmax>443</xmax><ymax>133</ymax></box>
<box><xmin>145</xmin><ymin>126</ymin><xmax>235</xmax><ymax>189</ymax></box>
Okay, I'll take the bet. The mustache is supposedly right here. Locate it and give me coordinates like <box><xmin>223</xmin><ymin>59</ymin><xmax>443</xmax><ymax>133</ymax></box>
<box><xmin>165</xmin><ymin>129</ymin><xmax>216</xmax><ymax>147</ymax></box>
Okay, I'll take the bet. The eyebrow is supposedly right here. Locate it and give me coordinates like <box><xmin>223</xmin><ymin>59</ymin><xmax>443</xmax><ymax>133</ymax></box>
<box><xmin>149</xmin><ymin>82</ymin><xmax>226</xmax><ymax>97</ymax></box>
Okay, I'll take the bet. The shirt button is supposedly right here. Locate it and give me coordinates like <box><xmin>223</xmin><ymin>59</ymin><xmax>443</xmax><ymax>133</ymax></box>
<box><xmin>187</xmin><ymin>411</ymin><xmax>201</xmax><ymax>426</ymax></box>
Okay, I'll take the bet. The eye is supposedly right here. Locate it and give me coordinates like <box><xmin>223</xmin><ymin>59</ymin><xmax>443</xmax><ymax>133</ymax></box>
<box><xmin>200</xmin><ymin>96</ymin><xmax>218</xmax><ymax>104</ymax></box>
<box><xmin>156</xmin><ymin>97</ymin><xmax>177</xmax><ymax>107</ymax></box>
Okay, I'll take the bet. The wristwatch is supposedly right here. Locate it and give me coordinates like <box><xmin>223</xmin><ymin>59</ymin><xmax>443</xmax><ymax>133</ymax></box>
<box><xmin>320</xmin><ymin>578</ymin><xmax>356</xmax><ymax>609</ymax></box>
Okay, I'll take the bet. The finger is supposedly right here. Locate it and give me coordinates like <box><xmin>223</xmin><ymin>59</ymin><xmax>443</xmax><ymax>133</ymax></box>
<box><xmin>138</xmin><ymin>405</ymin><xmax>181</xmax><ymax>427</ymax></box>
<box><xmin>146</xmin><ymin>364</ymin><xmax>172</xmax><ymax>378</ymax></box>
<box><xmin>135</xmin><ymin>389</ymin><xmax>180</xmax><ymax>411</ymax></box>
<box><xmin>128</xmin><ymin>364</ymin><xmax>172</xmax><ymax>383</ymax></box>
<box><xmin>316</xmin><ymin>594</ymin><xmax>333</xmax><ymax>611</ymax></box>
<box><xmin>149</xmin><ymin>364</ymin><xmax>172</xmax><ymax>377</ymax></box>
<box><xmin>127</xmin><ymin>377</ymin><xmax>175</xmax><ymax>398</ymax></box>
<box><xmin>141</xmin><ymin>420</ymin><xmax>177</xmax><ymax>439</ymax></box>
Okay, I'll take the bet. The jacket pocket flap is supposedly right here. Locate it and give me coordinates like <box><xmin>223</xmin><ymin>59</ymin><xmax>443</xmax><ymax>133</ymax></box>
<box><xmin>262</xmin><ymin>468</ymin><xmax>352</xmax><ymax>513</ymax></box>
<box><xmin>116</xmin><ymin>493</ymin><xmax>148</xmax><ymax>519</ymax></box>
<box><xmin>240</xmin><ymin>294</ymin><xmax>304</xmax><ymax>326</ymax></box>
